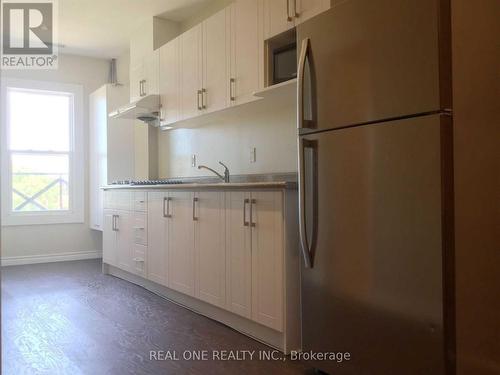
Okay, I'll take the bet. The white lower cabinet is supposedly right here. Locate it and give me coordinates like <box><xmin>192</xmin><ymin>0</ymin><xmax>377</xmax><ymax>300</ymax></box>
<box><xmin>195</xmin><ymin>191</ymin><xmax>226</xmax><ymax>308</ymax></box>
<box><xmin>167</xmin><ymin>191</ymin><xmax>196</xmax><ymax>296</ymax></box>
<box><xmin>147</xmin><ymin>192</ymin><xmax>169</xmax><ymax>286</ymax></box>
<box><xmin>225</xmin><ymin>191</ymin><xmax>284</xmax><ymax>331</ymax></box>
<box><xmin>225</xmin><ymin>192</ymin><xmax>252</xmax><ymax>318</ymax></box>
<box><xmin>104</xmin><ymin>189</ymin><xmax>289</xmax><ymax>335</ymax></box>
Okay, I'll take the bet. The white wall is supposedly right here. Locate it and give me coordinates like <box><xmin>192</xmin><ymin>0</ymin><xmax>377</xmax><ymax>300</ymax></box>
<box><xmin>1</xmin><ymin>54</ymin><xmax>109</xmax><ymax>263</ymax></box>
<box><xmin>158</xmin><ymin>99</ymin><xmax>298</xmax><ymax>178</ymax></box>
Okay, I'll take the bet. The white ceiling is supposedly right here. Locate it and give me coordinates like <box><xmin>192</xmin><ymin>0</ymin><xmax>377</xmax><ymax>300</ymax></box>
<box><xmin>58</xmin><ymin>0</ymin><xmax>213</xmax><ymax>59</ymax></box>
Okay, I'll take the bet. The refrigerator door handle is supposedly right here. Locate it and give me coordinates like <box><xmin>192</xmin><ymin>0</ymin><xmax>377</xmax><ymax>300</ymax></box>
<box><xmin>298</xmin><ymin>137</ymin><xmax>313</xmax><ymax>268</ymax></box>
<box><xmin>297</xmin><ymin>37</ymin><xmax>310</xmax><ymax>131</ymax></box>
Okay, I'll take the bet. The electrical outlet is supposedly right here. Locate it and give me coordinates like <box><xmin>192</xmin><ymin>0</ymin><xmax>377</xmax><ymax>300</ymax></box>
<box><xmin>191</xmin><ymin>154</ymin><xmax>197</xmax><ymax>167</ymax></box>
<box><xmin>250</xmin><ymin>147</ymin><xmax>256</xmax><ymax>163</ymax></box>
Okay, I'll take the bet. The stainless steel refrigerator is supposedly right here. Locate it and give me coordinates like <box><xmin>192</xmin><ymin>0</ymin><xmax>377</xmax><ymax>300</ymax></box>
<box><xmin>296</xmin><ymin>1</ymin><xmax>455</xmax><ymax>374</ymax></box>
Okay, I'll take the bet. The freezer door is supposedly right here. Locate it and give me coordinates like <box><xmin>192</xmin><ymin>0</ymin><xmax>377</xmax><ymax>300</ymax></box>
<box><xmin>297</xmin><ymin>0</ymin><xmax>445</xmax><ymax>134</ymax></box>
<box><xmin>300</xmin><ymin>115</ymin><xmax>445</xmax><ymax>374</ymax></box>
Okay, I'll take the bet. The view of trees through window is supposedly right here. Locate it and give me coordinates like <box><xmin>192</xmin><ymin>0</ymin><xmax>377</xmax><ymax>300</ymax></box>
<box><xmin>7</xmin><ymin>88</ymin><xmax>72</xmax><ymax>212</ymax></box>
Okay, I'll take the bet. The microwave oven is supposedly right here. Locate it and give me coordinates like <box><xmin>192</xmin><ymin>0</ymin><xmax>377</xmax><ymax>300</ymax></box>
<box><xmin>271</xmin><ymin>42</ymin><xmax>297</xmax><ymax>85</ymax></box>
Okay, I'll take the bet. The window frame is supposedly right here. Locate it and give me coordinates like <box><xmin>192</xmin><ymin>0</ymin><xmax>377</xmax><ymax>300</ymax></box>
<box><xmin>1</xmin><ymin>78</ymin><xmax>84</xmax><ymax>226</ymax></box>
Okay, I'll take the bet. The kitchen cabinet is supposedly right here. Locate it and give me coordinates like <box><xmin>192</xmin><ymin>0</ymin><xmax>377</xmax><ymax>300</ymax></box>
<box><xmin>263</xmin><ymin>0</ymin><xmax>330</xmax><ymax>39</ymax></box>
<box><xmin>229</xmin><ymin>0</ymin><xmax>264</xmax><ymax>105</ymax></box>
<box><xmin>195</xmin><ymin>191</ymin><xmax>226</xmax><ymax>308</ymax></box>
<box><xmin>147</xmin><ymin>192</ymin><xmax>169</xmax><ymax>286</ymax></box>
<box><xmin>130</xmin><ymin>49</ymin><xmax>160</xmax><ymax>102</ymax></box>
<box><xmin>202</xmin><ymin>8</ymin><xmax>230</xmax><ymax>114</ymax></box>
<box><xmin>179</xmin><ymin>25</ymin><xmax>202</xmax><ymax>121</ymax></box>
<box><xmin>250</xmin><ymin>191</ymin><xmax>284</xmax><ymax>331</ymax></box>
<box><xmin>103</xmin><ymin>190</ymin><xmax>148</xmax><ymax>277</ymax></box>
<box><xmin>225</xmin><ymin>192</ymin><xmax>252</xmax><ymax>319</ymax></box>
<box><xmin>104</xmin><ymin>186</ymin><xmax>299</xmax><ymax>353</ymax></box>
<box><xmin>167</xmin><ymin>191</ymin><xmax>196</xmax><ymax>296</ymax></box>
<box><xmin>159</xmin><ymin>38</ymin><xmax>180</xmax><ymax>126</ymax></box>
<box><xmin>179</xmin><ymin>9</ymin><xmax>230</xmax><ymax>121</ymax></box>
<box><xmin>226</xmin><ymin>191</ymin><xmax>284</xmax><ymax>331</ymax></box>
<box><xmin>103</xmin><ymin>210</ymin><xmax>119</xmax><ymax>267</ymax></box>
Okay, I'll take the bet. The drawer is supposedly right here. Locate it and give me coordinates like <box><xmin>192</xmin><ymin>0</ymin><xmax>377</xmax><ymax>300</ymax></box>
<box><xmin>133</xmin><ymin>192</ymin><xmax>147</xmax><ymax>212</ymax></box>
<box><xmin>133</xmin><ymin>213</ymin><xmax>148</xmax><ymax>246</ymax></box>
<box><xmin>104</xmin><ymin>190</ymin><xmax>132</xmax><ymax>210</ymax></box>
<box><xmin>132</xmin><ymin>244</ymin><xmax>146</xmax><ymax>277</ymax></box>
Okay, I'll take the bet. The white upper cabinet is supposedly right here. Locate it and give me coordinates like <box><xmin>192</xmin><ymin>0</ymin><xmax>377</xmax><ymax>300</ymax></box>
<box><xmin>180</xmin><ymin>24</ymin><xmax>203</xmax><ymax>121</ymax></box>
<box><xmin>263</xmin><ymin>0</ymin><xmax>295</xmax><ymax>40</ymax></box>
<box><xmin>167</xmin><ymin>191</ymin><xmax>196</xmax><ymax>296</ymax></box>
<box><xmin>202</xmin><ymin>8</ymin><xmax>231</xmax><ymax>114</ymax></box>
<box><xmin>159</xmin><ymin>38</ymin><xmax>180</xmax><ymax>126</ymax></box>
<box><xmin>229</xmin><ymin>0</ymin><xmax>264</xmax><ymax>106</ymax></box>
<box><xmin>264</xmin><ymin>0</ymin><xmax>330</xmax><ymax>39</ymax></box>
<box><xmin>147</xmin><ymin>192</ymin><xmax>169</xmax><ymax>286</ymax></box>
<box><xmin>194</xmin><ymin>192</ymin><xmax>226</xmax><ymax>308</ymax></box>
<box><xmin>130</xmin><ymin>50</ymin><xmax>160</xmax><ymax>102</ymax></box>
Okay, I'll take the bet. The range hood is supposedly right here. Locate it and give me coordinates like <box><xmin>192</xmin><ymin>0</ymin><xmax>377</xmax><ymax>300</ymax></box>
<box><xmin>109</xmin><ymin>94</ymin><xmax>160</xmax><ymax>126</ymax></box>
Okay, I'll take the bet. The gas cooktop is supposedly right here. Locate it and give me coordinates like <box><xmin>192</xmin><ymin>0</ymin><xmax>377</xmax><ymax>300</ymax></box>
<box><xmin>111</xmin><ymin>180</ymin><xmax>184</xmax><ymax>186</ymax></box>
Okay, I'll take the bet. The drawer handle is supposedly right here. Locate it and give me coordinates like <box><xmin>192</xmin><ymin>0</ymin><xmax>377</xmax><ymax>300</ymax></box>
<box><xmin>133</xmin><ymin>257</ymin><xmax>144</xmax><ymax>262</ymax></box>
<box><xmin>133</xmin><ymin>226</ymin><xmax>145</xmax><ymax>230</ymax></box>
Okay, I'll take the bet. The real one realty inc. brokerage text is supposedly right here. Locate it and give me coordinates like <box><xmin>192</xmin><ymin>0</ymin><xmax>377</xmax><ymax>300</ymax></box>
<box><xmin>150</xmin><ymin>350</ymin><xmax>352</xmax><ymax>362</ymax></box>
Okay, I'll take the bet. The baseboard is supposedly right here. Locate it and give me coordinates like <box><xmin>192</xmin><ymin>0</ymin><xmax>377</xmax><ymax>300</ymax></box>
<box><xmin>1</xmin><ymin>250</ymin><xmax>102</xmax><ymax>266</ymax></box>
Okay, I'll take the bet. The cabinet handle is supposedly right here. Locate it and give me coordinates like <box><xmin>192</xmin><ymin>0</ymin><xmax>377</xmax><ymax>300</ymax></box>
<box><xmin>201</xmin><ymin>88</ymin><xmax>207</xmax><ymax>109</ymax></box>
<box><xmin>250</xmin><ymin>199</ymin><xmax>256</xmax><ymax>227</ymax></box>
<box><xmin>230</xmin><ymin>78</ymin><xmax>235</xmax><ymax>101</ymax></box>
<box><xmin>133</xmin><ymin>226</ymin><xmax>145</xmax><ymax>230</ymax></box>
<box><xmin>286</xmin><ymin>0</ymin><xmax>292</xmax><ymax>21</ymax></box>
<box><xmin>163</xmin><ymin>197</ymin><xmax>172</xmax><ymax>218</ymax></box>
<box><xmin>133</xmin><ymin>257</ymin><xmax>145</xmax><ymax>262</ymax></box>
<box><xmin>243</xmin><ymin>198</ymin><xmax>250</xmax><ymax>226</ymax></box>
<box><xmin>114</xmin><ymin>215</ymin><xmax>120</xmax><ymax>231</ymax></box>
<box><xmin>197</xmin><ymin>90</ymin><xmax>202</xmax><ymax>110</ymax></box>
<box><xmin>143</xmin><ymin>79</ymin><xmax>147</xmax><ymax>96</ymax></box>
<box><xmin>192</xmin><ymin>197</ymin><xmax>199</xmax><ymax>221</ymax></box>
<box><xmin>293</xmin><ymin>0</ymin><xmax>299</xmax><ymax>18</ymax></box>
<box><xmin>139</xmin><ymin>81</ymin><xmax>142</xmax><ymax>97</ymax></box>
<box><xmin>112</xmin><ymin>215</ymin><xmax>116</xmax><ymax>231</ymax></box>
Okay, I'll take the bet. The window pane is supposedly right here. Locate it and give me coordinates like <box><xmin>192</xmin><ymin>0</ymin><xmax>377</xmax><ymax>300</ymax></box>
<box><xmin>11</xmin><ymin>154</ymin><xmax>69</xmax><ymax>212</ymax></box>
<box><xmin>8</xmin><ymin>89</ymin><xmax>71</xmax><ymax>151</ymax></box>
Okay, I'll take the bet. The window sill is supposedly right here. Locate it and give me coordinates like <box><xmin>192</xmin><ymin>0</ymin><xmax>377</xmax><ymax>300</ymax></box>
<box><xmin>1</xmin><ymin>211</ymin><xmax>84</xmax><ymax>226</ymax></box>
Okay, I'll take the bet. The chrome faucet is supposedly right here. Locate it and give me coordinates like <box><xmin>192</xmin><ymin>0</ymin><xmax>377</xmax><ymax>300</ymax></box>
<box><xmin>198</xmin><ymin>161</ymin><xmax>230</xmax><ymax>183</ymax></box>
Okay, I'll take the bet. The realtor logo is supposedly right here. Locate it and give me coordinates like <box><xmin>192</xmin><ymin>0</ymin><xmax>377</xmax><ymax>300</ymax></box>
<box><xmin>1</xmin><ymin>0</ymin><xmax>58</xmax><ymax>69</ymax></box>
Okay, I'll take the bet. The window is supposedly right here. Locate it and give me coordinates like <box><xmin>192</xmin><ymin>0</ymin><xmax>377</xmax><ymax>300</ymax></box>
<box><xmin>1</xmin><ymin>78</ymin><xmax>84</xmax><ymax>225</ymax></box>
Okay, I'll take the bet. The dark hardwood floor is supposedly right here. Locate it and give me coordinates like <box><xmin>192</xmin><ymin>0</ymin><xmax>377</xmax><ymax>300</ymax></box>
<box><xmin>1</xmin><ymin>259</ymin><xmax>310</xmax><ymax>375</ymax></box>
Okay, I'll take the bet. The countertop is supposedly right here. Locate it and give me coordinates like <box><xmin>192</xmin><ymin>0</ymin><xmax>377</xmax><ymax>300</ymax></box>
<box><xmin>102</xmin><ymin>173</ymin><xmax>297</xmax><ymax>191</ymax></box>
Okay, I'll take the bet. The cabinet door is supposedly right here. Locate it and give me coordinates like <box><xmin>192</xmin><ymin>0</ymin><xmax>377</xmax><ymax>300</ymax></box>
<box><xmin>115</xmin><ymin>211</ymin><xmax>133</xmax><ymax>273</ymax></box>
<box><xmin>195</xmin><ymin>192</ymin><xmax>226</xmax><ymax>308</ymax></box>
<box><xmin>202</xmin><ymin>8</ymin><xmax>230</xmax><ymax>114</ymax></box>
<box><xmin>225</xmin><ymin>192</ymin><xmax>252</xmax><ymax>318</ymax></box>
<box><xmin>251</xmin><ymin>191</ymin><xmax>284</xmax><ymax>331</ymax></box>
<box><xmin>295</xmin><ymin>0</ymin><xmax>330</xmax><ymax>25</ymax></box>
<box><xmin>168</xmin><ymin>191</ymin><xmax>195</xmax><ymax>296</ymax></box>
<box><xmin>180</xmin><ymin>25</ymin><xmax>202</xmax><ymax>120</ymax></box>
<box><xmin>130</xmin><ymin>63</ymin><xmax>144</xmax><ymax>102</ymax></box>
<box><xmin>263</xmin><ymin>0</ymin><xmax>295</xmax><ymax>39</ymax></box>
<box><xmin>103</xmin><ymin>210</ymin><xmax>118</xmax><ymax>267</ymax></box>
<box><xmin>159</xmin><ymin>38</ymin><xmax>180</xmax><ymax>125</ymax></box>
<box><xmin>147</xmin><ymin>192</ymin><xmax>169</xmax><ymax>286</ymax></box>
<box><xmin>230</xmin><ymin>0</ymin><xmax>263</xmax><ymax>106</ymax></box>
<box><xmin>144</xmin><ymin>49</ymin><xmax>159</xmax><ymax>96</ymax></box>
